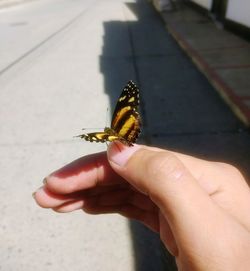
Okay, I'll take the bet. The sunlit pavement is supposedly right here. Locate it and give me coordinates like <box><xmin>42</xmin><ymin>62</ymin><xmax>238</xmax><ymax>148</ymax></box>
<box><xmin>0</xmin><ymin>1</ymin><xmax>249</xmax><ymax>271</ymax></box>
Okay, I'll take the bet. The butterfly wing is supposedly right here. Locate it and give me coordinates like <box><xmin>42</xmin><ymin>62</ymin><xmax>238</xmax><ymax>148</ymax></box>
<box><xmin>77</xmin><ymin>80</ymin><xmax>141</xmax><ymax>146</ymax></box>
<box><xmin>111</xmin><ymin>80</ymin><xmax>141</xmax><ymax>145</ymax></box>
<box><xmin>77</xmin><ymin>132</ymin><xmax>119</xmax><ymax>143</ymax></box>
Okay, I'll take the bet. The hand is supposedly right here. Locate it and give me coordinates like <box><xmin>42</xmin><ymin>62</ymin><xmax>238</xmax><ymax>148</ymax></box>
<box><xmin>34</xmin><ymin>142</ymin><xmax>250</xmax><ymax>271</ymax></box>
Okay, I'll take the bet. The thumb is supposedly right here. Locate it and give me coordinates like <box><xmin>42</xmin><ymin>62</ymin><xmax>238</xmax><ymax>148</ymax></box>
<box><xmin>107</xmin><ymin>142</ymin><xmax>213</xmax><ymax>231</ymax></box>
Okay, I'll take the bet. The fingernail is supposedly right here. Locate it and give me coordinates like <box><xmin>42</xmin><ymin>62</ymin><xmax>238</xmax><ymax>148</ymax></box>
<box><xmin>32</xmin><ymin>186</ymin><xmax>44</xmax><ymax>199</ymax></box>
<box><xmin>43</xmin><ymin>178</ymin><xmax>47</xmax><ymax>185</ymax></box>
<box><xmin>107</xmin><ymin>142</ymin><xmax>140</xmax><ymax>167</ymax></box>
<box><xmin>32</xmin><ymin>191</ymin><xmax>36</xmax><ymax>198</ymax></box>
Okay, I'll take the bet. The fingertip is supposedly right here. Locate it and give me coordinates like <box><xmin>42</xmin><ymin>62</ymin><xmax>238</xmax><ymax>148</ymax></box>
<box><xmin>32</xmin><ymin>186</ymin><xmax>47</xmax><ymax>207</ymax></box>
<box><xmin>107</xmin><ymin>142</ymin><xmax>141</xmax><ymax>167</ymax></box>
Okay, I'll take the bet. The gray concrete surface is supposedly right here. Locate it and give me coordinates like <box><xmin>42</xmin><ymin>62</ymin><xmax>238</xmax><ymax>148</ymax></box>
<box><xmin>1</xmin><ymin>0</ymin><xmax>250</xmax><ymax>271</ymax></box>
<box><xmin>0</xmin><ymin>0</ymin><xmax>35</xmax><ymax>9</ymax></box>
<box><xmin>157</xmin><ymin>2</ymin><xmax>250</xmax><ymax>126</ymax></box>
<box><xmin>0</xmin><ymin>1</ymin><xmax>163</xmax><ymax>270</ymax></box>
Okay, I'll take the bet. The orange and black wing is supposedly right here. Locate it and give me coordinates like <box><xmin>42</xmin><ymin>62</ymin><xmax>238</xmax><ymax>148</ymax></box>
<box><xmin>111</xmin><ymin>80</ymin><xmax>141</xmax><ymax>145</ymax></box>
<box><xmin>77</xmin><ymin>80</ymin><xmax>141</xmax><ymax>146</ymax></box>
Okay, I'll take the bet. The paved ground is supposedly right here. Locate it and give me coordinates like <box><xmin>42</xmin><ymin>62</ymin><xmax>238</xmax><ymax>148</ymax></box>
<box><xmin>0</xmin><ymin>0</ymin><xmax>35</xmax><ymax>9</ymax></box>
<box><xmin>0</xmin><ymin>1</ymin><xmax>249</xmax><ymax>271</ymax></box>
<box><xmin>157</xmin><ymin>1</ymin><xmax>250</xmax><ymax>126</ymax></box>
<box><xmin>145</xmin><ymin>1</ymin><xmax>250</xmax><ymax>180</ymax></box>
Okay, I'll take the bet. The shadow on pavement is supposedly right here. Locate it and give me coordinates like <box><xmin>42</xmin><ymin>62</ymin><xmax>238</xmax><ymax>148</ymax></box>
<box><xmin>100</xmin><ymin>0</ymin><xmax>250</xmax><ymax>270</ymax></box>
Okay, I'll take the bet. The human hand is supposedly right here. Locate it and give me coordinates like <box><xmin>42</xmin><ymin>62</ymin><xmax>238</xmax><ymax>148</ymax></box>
<box><xmin>34</xmin><ymin>142</ymin><xmax>250</xmax><ymax>271</ymax></box>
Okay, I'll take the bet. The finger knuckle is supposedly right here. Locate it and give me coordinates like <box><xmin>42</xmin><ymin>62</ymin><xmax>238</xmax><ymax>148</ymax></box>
<box><xmin>146</xmin><ymin>152</ymin><xmax>185</xmax><ymax>181</ymax></box>
<box><xmin>216</xmin><ymin>162</ymin><xmax>244</xmax><ymax>179</ymax></box>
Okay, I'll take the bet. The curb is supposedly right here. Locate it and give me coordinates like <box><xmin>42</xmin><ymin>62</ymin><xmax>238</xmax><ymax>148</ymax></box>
<box><xmin>153</xmin><ymin>2</ymin><xmax>250</xmax><ymax>127</ymax></box>
<box><xmin>167</xmin><ymin>23</ymin><xmax>250</xmax><ymax>126</ymax></box>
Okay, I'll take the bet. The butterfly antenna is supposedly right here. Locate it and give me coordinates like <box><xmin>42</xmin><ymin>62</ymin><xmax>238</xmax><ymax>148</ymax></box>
<box><xmin>81</xmin><ymin>128</ymin><xmax>103</xmax><ymax>131</ymax></box>
<box><xmin>105</xmin><ymin>107</ymin><xmax>109</xmax><ymax>127</ymax></box>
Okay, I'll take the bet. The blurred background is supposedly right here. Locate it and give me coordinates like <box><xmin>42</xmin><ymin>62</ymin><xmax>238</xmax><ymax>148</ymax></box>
<box><xmin>0</xmin><ymin>0</ymin><xmax>249</xmax><ymax>270</ymax></box>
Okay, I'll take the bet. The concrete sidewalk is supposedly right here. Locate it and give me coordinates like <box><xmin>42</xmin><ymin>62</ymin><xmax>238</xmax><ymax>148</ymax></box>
<box><xmin>0</xmin><ymin>1</ymin><xmax>167</xmax><ymax>271</ymax></box>
<box><xmin>0</xmin><ymin>0</ymin><xmax>35</xmax><ymax>9</ymax></box>
<box><xmin>0</xmin><ymin>1</ymin><xmax>249</xmax><ymax>271</ymax></box>
<box><xmin>154</xmin><ymin>1</ymin><xmax>250</xmax><ymax>126</ymax></box>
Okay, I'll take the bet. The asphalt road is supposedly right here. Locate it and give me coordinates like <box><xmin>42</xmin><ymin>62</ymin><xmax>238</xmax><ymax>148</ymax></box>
<box><xmin>0</xmin><ymin>0</ymin><xmax>249</xmax><ymax>271</ymax></box>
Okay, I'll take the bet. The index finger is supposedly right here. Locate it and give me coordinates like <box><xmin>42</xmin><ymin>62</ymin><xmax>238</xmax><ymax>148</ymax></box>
<box><xmin>43</xmin><ymin>151</ymin><xmax>124</xmax><ymax>194</ymax></box>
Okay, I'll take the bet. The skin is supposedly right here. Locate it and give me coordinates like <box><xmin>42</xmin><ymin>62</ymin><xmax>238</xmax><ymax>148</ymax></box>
<box><xmin>34</xmin><ymin>142</ymin><xmax>250</xmax><ymax>271</ymax></box>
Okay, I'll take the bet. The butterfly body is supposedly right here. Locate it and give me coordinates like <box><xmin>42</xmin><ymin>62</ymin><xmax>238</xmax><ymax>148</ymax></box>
<box><xmin>77</xmin><ymin>80</ymin><xmax>141</xmax><ymax>146</ymax></box>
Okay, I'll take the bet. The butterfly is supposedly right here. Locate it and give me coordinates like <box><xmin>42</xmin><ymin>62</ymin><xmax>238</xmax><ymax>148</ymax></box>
<box><xmin>76</xmin><ymin>80</ymin><xmax>141</xmax><ymax>146</ymax></box>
